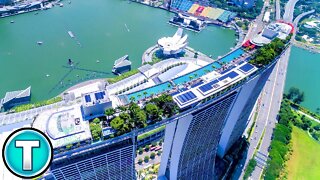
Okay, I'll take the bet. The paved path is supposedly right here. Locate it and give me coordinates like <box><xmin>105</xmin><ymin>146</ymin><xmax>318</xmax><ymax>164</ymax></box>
<box><xmin>293</xmin><ymin>108</ymin><xmax>320</xmax><ymax>124</ymax></box>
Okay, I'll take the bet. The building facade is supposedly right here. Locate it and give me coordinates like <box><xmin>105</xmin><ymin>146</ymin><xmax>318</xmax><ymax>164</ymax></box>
<box><xmin>0</xmin><ymin>0</ymin><xmax>12</xmax><ymax>6</ymax></box>
<box><xmin>158</xmin><ymin>92</ymin><xmax>238</xmax><ymax>179</ymax></box>
<box><xmin>217</xmin><ymin>61</ymin><xmax>276</xmax><ymax>157</ymax></box>
<box><xmin>45</xmin><ymin>138</ymin><xmax>136</xmax><ymax>180</ymax></box>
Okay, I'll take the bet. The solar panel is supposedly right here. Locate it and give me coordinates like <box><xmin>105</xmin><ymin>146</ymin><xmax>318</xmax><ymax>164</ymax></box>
<box><xmin>239</xmin><ymin>63</ymin><xmax>254</xmax><ymax>73</ymax></box>
<box><xmin>85</xmin><ymin>95</ymin><xmax>91</xmax><ymax>103</ymax></box>
<box><xmin>95</xmin><ymin>92</ymin><xmax>104</xmax><ymax>100</ymax></box>
<box><xmin>218</xmin><ymin>71</ymin><xmax>239</xmax><ymax>81</ymax></box>
<box><xmin>199</xmin><ymin>80</ymin><xmax>219</xmax><ymax>93</ymax></box>
<box><xmin>177</xmin><ymin>91</ymin><xmax>197</xmax><ymax>104</ymax></box>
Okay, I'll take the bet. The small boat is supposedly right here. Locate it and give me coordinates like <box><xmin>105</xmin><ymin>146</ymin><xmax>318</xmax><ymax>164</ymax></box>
<box><xmin>46</xmin><ymin>74</ymin><xmax>50</xmax><ymax>77</ymax></box>
<box><xmin>68</xmin><ymin>1</ymin><xmax>71</xmax><ymax>4</ymax></box>
<box><xmin>37</xmin><ymin>41</ymin><xmax>43</xmax><ymax>45</ymax></box>
<box><xmin>96</xmin><ymin>60</ymin><xmax>100</xmax><ymax>63</ymax></box>
<box><xmin>59</xmin><ymin>3</ymin><xmax>64</xmax><ymax>7</ymax></box>
<box><xmin>34</xmin><ymin>12</ymin><xmax>39</xmax><ymax>15</ymax></box>
<box><xmin>68</xmin><ymin>31</ymin><xmax>75</xmax><ymax>38</ymax></box>
<box><xmin>10</xmin><ymin>20</ymin><xmax>14</xmax><ymax>23</ymax></box>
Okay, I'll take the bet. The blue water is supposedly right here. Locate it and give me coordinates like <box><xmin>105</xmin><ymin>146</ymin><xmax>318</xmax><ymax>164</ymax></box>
<box><xmin>127</xmin><ymin>82</ymin><xmax>173</xmax><ymax>101</ymax></box>
<box><xmin>173</xmin><ymin>62</ymin><xmax>222</xmax><ymax>85</ymax></box>
<box><xmin>219</xmin><ymin>48</ymin><xmax>245</xmax><ymax>63</ymax></box>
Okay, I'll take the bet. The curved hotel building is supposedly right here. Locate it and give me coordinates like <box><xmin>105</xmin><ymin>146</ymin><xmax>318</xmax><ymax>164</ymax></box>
<box><xmin>0</xmin><ymin>28</ymin><xmax>286</xmax><ymax>180</ymax></box>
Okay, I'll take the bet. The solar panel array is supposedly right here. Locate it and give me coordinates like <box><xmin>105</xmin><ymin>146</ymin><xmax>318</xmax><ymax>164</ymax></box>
<box><xmin>239</xmin><ymin>63</ymin><xmax>254</xmax><ymax>73</ymax></box>
<box><xmin>199</xmin><ymin>80</ymin><xmax>219</xmax><ymax>93</ymax></box>
<box><xmin>95</xmin><ymin>92</ymin><xmax>105</xmax><ymax>100</ymax></box>
<box><xmin>218</xmin><ymin>71</ymin><xmax>239</xmax><ymax>81</ymax></box>
<box><xmin>177</xmin><ymin>91</ymin><xmax>197</xmax><ymax>104</ymax></box>
<box><xmin>85</xmin><ymin>95</ymin><xmax>91</xmax><ymax>103</ymax></box>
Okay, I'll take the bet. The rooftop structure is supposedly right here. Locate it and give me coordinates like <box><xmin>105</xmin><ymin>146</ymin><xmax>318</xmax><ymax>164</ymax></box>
<box><xmin>0</xmin><ymin>86</ymin><xmax>31</xmax><ymax>110</ymax></box>
<box><xmin>32</xmin><ymin>105</ymin><xmax>91</xmax><ymax>149</ymax></box>
<box><xmin>112</xmin><ymin>55</ymin><xmax>131</xmax><ymax>74</ymax></box>
<box><xmin>169</xmin><ymin>13</ymin><xmax>206</xmax><ymax>32</ymax></box>
<box><xmin>170</xmin><ymin>0</ymin><xmax>236</xmax><ymax>23</ymax></box>
<box><xmin>158</xmin><ymin>28</ymin><xmax>188</xmax><ymax>55</ymax></box>
<box><xmin>81</xmin><ymin>90</ymin><xmax>112</xmax><ymax>120</ymax></box>
<box><xmin>251</xmin><ymin>22</ymin><xmax>293</xmax><ymax>46</ymax></box>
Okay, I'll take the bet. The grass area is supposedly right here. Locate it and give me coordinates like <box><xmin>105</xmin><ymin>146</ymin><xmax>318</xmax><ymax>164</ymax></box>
<box><xmin>106</xmin><ymin>69</ymin><xmax>139</xmax><ymax>84</ymax></box>
<box><xmin>243</xmin><ymin>159</ymin><xmax>257</xmax><ymax>180</ymax></box>
<box><xmin>287</xmin><ymin>127</ymin><xmax>320</xmax><ymax>179</ymax></box>
<box><xmin>12</xmin><ymin>96</ymin><xmax>62</xmax><ymax>113</ymax></box>
<box><xmin>138</xmin><ymin>125</ymin><xmax>165</xmax><ymax>140</ymax></box>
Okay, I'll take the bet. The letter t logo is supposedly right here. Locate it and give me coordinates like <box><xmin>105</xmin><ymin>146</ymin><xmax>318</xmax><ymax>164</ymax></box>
<box><xmin>15</xmin><ymin>140</ymin><xmax>40</xmax><ymax>171</ymax></box>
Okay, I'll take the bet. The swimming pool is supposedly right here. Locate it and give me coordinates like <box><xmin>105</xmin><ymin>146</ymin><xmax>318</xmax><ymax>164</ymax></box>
<box><xmin>173</xmin><ymin>62</ymin><xmax>222</xmax><ymax>85</ymax></box>
<box><xmin>219</xmin><ymin>48</ymin><xmax>245</xmax><ymax>64</ymax></box>
<box><xmin>127</xmin><ymin>82</ymin><xmax>173</xmax><ymax>101</ymax></box>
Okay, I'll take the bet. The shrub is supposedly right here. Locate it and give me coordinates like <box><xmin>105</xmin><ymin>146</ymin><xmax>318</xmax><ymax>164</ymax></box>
<box><xmin>144</xmin><ymin>156</ymin><xmax>150</xmax><ymax>162</ymax></box>
<box><xmin>150</xmin><ymin>152</ymin><xmax>156</xmax><ymax>159</ymax></box>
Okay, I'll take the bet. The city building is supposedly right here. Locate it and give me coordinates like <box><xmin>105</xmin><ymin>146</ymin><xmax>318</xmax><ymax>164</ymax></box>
<box><xmin>0</xmin><ymin>86</ymin><xmax>31</xmax><ymax>111</ymax></box>
<box><xmin>45</xmin><ymin>138</ymin><xmax>136</xmax><ymax>180</ymax></box>
<box><xmin>0</xmin><ymin>0</ymin><xmax>12</xmax><ymax>6</ymax></box>
<box><xmin>233</xmin><ymin>0</ymin><xmax>256</xmax><ymax>8</ymax></box>
<box><xmin>158</xmin><ymin>28</ymin><xmax>188</xmax><ymax>55</ymax></box>
<box><xmin>169</xmin><ymin>13</ymin><xmax>206</xmax><ymax>32</ymax></box>
<box><xmin>251</xmin><ymin>22</ymin><xmax>293</xmax><ymax>46</ymax></box>
<box><xmin>112</xmin><ymin>55</ymin><xmax>132</xmax><ymax>75</ymax></box>
<box><xmin>80</xmin><ymin>90</ymin><xmax>112</xmax><ymax>120</ymax></box>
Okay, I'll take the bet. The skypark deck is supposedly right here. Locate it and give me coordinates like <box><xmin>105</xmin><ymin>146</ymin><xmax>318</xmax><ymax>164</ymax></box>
<box><xmin>172</xmin><ymin>62</ymin><xmax>257</xmax><ymax>108</ymax></box>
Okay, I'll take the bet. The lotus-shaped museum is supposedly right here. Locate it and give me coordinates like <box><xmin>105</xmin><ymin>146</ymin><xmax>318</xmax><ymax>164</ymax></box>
<box><xmin>157</xmin><ymin>28</ymin><xmax>188</xmax><ymax>55</ymax></box>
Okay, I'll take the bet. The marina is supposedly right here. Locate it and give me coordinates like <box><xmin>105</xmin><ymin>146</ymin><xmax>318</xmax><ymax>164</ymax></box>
<box><xmin>0</xmin><ymin>0</ymin><xmax>236</xmax><ymax>102</ymax></box>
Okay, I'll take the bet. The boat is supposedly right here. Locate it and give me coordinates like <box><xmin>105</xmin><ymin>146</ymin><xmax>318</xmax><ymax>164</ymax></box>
<box><xmin>68</xmin><ymin>31</ymin><xmax>75</xmax><ymax>38</ymax></box>
<box><xmin>46</xmin><ymin>74</ymin><xmax>50</xmax><ymax>77</ymax></box>
<box><xmin>59</xmin><ymin>3</ymin><xmax>64</xmax><ymax>7</ymax></box>
<box><xmin>10</xmin><ymin>20</ymin><xmax>14</xmax><ymax>23</ymax></box>
<box><xmin>68</xmin><ymin>1</ymin><xmax>71</xmax><ymax>4</ymax></box>
<box><xmin>96</xmin><ymin>60</ymin><xmax>100</xmax><ymax>63</ymax></box>
<box><xmin>37</xmin><ymin>41</ymin><xmax>43</xmax><ymax>45</ymax></box>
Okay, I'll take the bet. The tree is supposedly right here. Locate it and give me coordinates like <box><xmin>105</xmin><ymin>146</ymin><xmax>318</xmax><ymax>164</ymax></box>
<box><xmin>143</xmin><ymin>91</ymin><xmax>148</xmax><ymax>98</ymax></box>
<box><xmin>144</xmin><ymin>156</ymin><xmax>150</xmax><ymax>162</ymax></box>
<box><xmin>145</xmin><ymin>103</ymin><xmax>160</xmax><ymax>120</ymax></box>
<box><xmin>110</xmin><ymin>117</ymin><xmax>124</xmax><ymax>130</ymax></box>
<box><xmin>105</xmin><ymin>108</ymin><xmax>115</xmax><ymax>120</ymax></box>
<box><xmin>129</xmin><ymin>96</ymin><xmax>136</xmax><ymax>102</ymax></box>
<box><xmin>93</xmin><ymin>118</ymin><xmax>100</xmax><ymax>124</ymax></box>
<box><xmin>151</xmin><ymin>142</ymin><xmax>157</xmax><ymax>147</ymax></box>
<box><xmin>138</xmin><ymin>158</ymin><xmax>143</xmax><ymax>164</ymax></box>
<box><xmin>145</xmin><ymin>144</ymin><xmax>150</xmax><ymax>151</ymax></box>
<box><xmin>138</xmin><ymin>147</ymin><xmax>143</xmax><ymax>154</ymax></box>
<box><xmin>133</xmin><ymin>110</ymin><xmax>147</xmax><ymax>128</ymax></box>
<box><xmin>150</xmin><ymin>152</ymin><xmax>156</xmax><ymax>159</ymax></box>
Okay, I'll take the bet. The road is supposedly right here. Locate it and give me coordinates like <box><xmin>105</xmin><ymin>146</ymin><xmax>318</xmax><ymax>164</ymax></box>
<box><xmin>250</xmin><ymin>46</ymin><xmax>291</xmax><ymax>179</ymax></box>
<box><xmin>283</xmin><ymin>0</ymin><xmax>300</xmax><ymax>22</ymax></box>
<box><xmin>275</xmin><ymin>0</ymin><xmax>281</xmax><ymax>20</ymax></box>
<box><xmin>242</xmin><ymin>0</ymin><xmax>270</xmax><ymax>43</ymax></box>
<box><xmin>248</xmin><ymin>0</ymin><xmax>303</xmax><ymax>178</ymax></box>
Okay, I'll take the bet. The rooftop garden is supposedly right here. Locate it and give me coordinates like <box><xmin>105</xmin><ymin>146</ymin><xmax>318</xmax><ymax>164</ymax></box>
<box><xmin>106</xmin><ymin>69</ymin><xmax>140</xmax><ymax>84</ymax></box>
<box><xmin>249</xmin><ymin>37</ymin><xmax>289</xmax><ymax>66</ymax></box>
<box><xmin>110</xmin><ymin>94</ymin><xmax>178</xmax><ymax>136</ymax></box>
<box><xmin>88</xmin><ymin>94</ymin><xmax>178</xmax><ymax>140</ymax></box>
<box><xmin>12</xmin><ymin>96</ymin><xmax>62</xmax><ymax>113</ymax></box>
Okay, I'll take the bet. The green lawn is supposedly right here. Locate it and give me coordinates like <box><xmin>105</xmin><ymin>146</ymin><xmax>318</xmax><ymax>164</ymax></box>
<box><xmin>287</xmin><ymin>127</ymin><xmax>320</xmax><ymax>179</ymax></box>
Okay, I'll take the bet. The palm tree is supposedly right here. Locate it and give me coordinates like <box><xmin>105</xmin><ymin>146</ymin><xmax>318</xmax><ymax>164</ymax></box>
<box><xmin>189</xmin><ymin>76</ymin><xmax>193</xmax><ymax>81</ymax></box>
<box><xmin>194</xmin><ymin>74</ymin><xmax>198</xmax><ymax>78</ymax></box>
<box><xmin>137</xmin><ymin>94</ymin><xmax>142</xmax><ymax>100</ymax></box>
<box><xmin>105</xmin><ymin>108</ymin><xmax>115</xmax><ymax>120</ymax></box>
<box><xmin>143</xmin><ymin>91</ymin><xmax>148</xmax><ymax>98</ymax></box>
<box><xmin>130</xmin><ymin>96</ymin><xmax>136</xmax><ymax>102</ymax></box>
